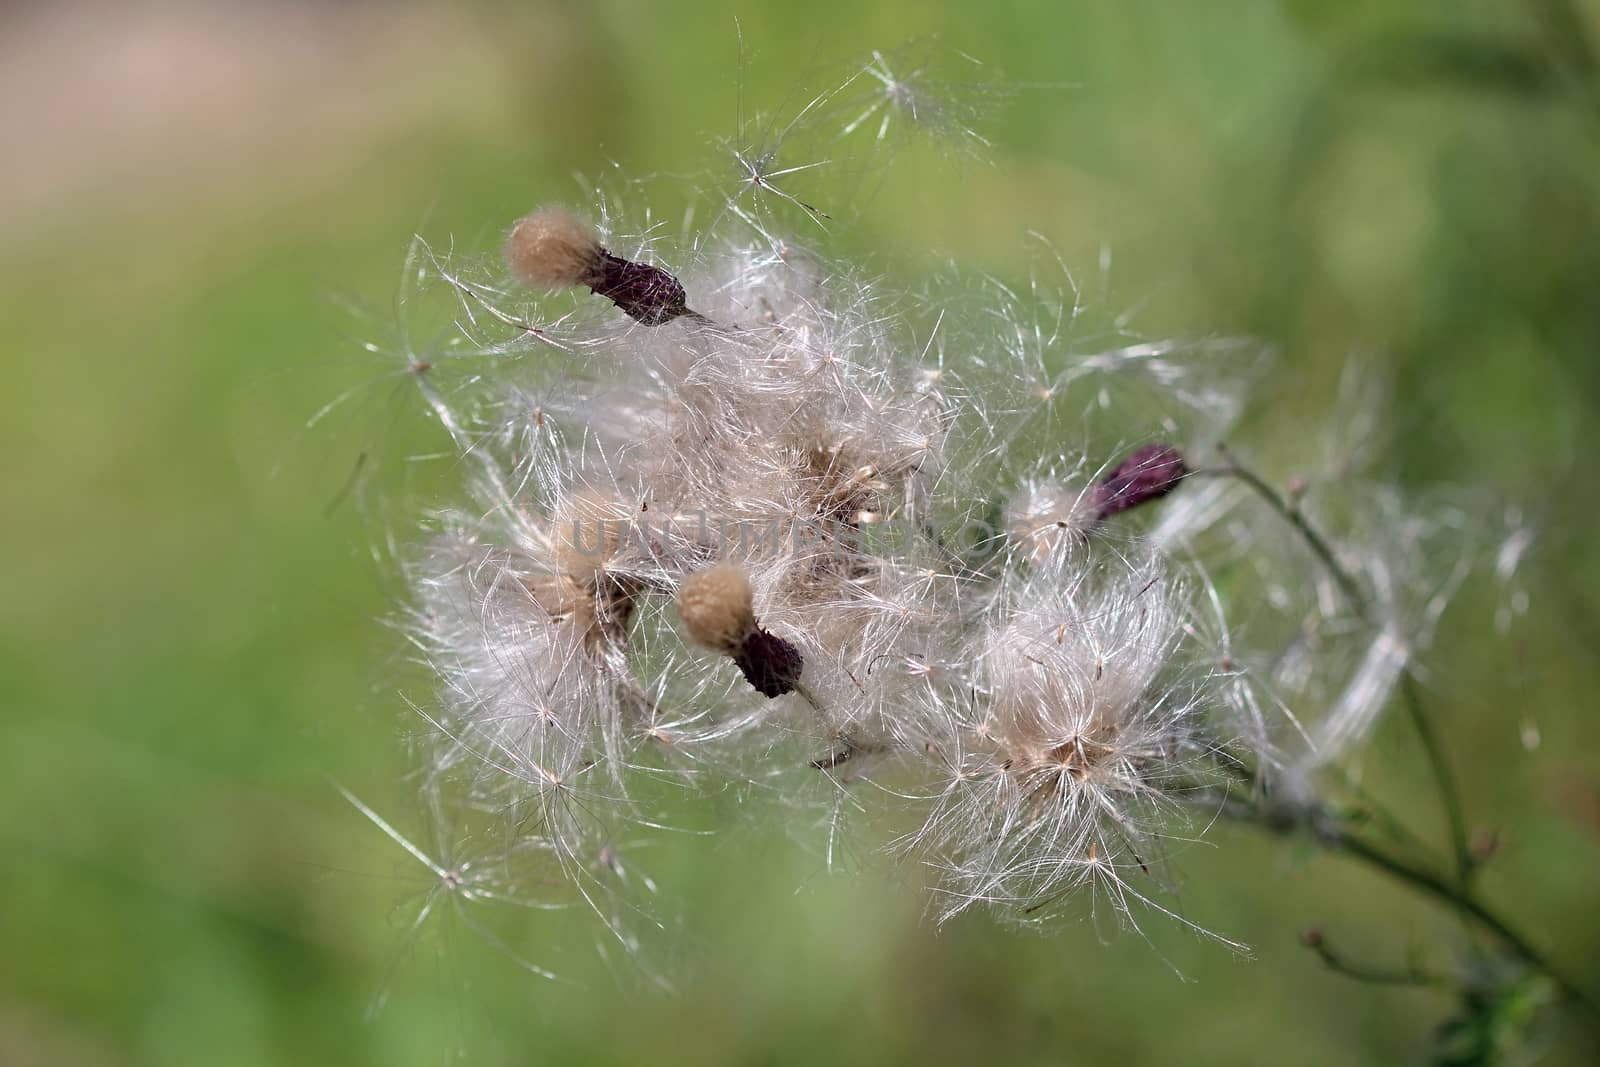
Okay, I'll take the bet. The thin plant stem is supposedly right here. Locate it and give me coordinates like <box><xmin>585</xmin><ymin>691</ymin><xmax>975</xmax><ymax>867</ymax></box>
<box><xmin>1326</xmin><ymin>767</ymin><xmax>1447</xmax><ymax>868</ymax></box>
<box><xmin>1201</xmin><ymin>447</ymin><xmax>1369</xmax><ymax>622</ymax></box>
<box><xmin>1199</xmin><ymin>448</ymin><xmax>1474</xmax><ymax>888</ymax></box>
<box><xmin>1399</xmin><ymin>674</ymin><xmax>1475</xmax><ymax>887</ymax></box>
<box><xmin>1321</xmin><ymin>828</ymin><xmax>1597</xmax><ymax>1019</ymax></box>
<box><xmin>1301</xmin><ymin>930</ymin><xmax>1455</xmax><ymax>990</ymax></box>
<box><xmin>1203</xmin><ymin>789</ymin><xmax>1600</xmax><ymax>1020</ymax></box>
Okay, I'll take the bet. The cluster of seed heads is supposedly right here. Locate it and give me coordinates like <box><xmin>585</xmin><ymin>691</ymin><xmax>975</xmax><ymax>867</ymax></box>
<box><xmin>354</xmin><ymin>104</ymin><xmax>1523</xmax><ymax>974</ymax></box>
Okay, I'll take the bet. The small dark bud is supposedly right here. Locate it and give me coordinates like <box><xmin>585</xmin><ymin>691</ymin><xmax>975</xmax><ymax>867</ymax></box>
<box><xmin>733</xmin><ymin>628</ymin><xmax>805</xmax><ymax>698</ymax></box>
<box><xmin>591</xmin><ymin>252</ymin><xmax>690</xmax><ymax>326</ymax></box>
<box><xmin>1299</xmin><ymin>927</ymin><xmax>1324</xmax><ymax>949</ymax></box>
<box><xmin>1092</xmin><ymin>443</ymin><xmax>1188</xmax><ymax>520</ymax></box>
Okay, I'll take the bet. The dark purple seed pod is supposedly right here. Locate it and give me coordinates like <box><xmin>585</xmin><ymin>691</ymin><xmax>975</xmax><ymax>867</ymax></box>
<box><xmin>733</xmin><ymin>628</ymin><xmax>805</xmax><ymax>698</ymax></box>
<box><xmin>591</xmin><ymin>252</ymin><xmax>690</xmax><ymax>326</ymax></box>
<box><xmin>1092</xmin><ymin>443</ymin><xmax>1188</xmax><ymax>520</ymax></box>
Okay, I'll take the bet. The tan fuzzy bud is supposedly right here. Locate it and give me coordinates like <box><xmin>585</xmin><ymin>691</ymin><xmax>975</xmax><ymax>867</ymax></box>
<box><xmin>676</xmin><ymin>564</ymin><xmax>757</xmax><ymax>653</ymax></box>
<box><xmin>554</xmin><ymin>490</ymin><xmax>633</xmax><ymax>583</ymax></box>
<box><xmin>504</xmin><ymin>207</ymin><xmax>604</xmax><ymax>289</ymax></box>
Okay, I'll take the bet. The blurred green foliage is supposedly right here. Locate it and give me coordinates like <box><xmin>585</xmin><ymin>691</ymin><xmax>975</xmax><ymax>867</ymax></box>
<box><xmin>2</xmin><ymin>1</ymin><xmax>1599</xmax><ymax>1064</ymax></box>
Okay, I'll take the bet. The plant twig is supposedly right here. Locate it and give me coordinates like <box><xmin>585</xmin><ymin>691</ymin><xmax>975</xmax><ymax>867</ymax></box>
<box><xmin>1202</xmin><ymin>447</ymin><xmax>1474</xmax><ymax>889</ymax></box>
<box><xmin>1327</xmin><ymin>830</ymin><xmax>1596</xmax><ymax>1016</ymax></box>
<box><xmin>1202</xmin><ymin>446</ymin><xmax>1369</xmax><ymax>622</ymax></box>
<box><xmin>1299</xmin><ymin>927</ymin><xmax>1455</xmax><ymax>990</ymax></box>
<box><xmin>1211</xmin><ymin>791</ymin><xmax>1600</xmax><ymax>1020</ymax></box>
<box><xmin>1399</xmin><ymin>674</ymin><xmax>1475</xmax><ymax>887</ymax></box>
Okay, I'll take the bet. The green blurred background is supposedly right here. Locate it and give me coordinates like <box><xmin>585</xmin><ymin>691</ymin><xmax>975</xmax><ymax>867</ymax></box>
<box><xmin>4</xmin><ymin>1</ymin><xmax>1600</xmax><ymax>1063</ymax></box>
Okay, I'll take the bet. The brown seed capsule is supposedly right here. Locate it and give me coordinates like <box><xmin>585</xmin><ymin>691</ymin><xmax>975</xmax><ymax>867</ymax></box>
<box><xmin>591</xmin><ymin>253</ymin><xmax>690</xmax><ymax>326</ymax></box>
<box><xmin>505</xmin><ymin>206</ymin><xmax>693</xmax><ymax>325</ymax></box>
<box><xmin>732</xmin><ymin>629</ymin><xmax>805</xmax><ymax>698</ymax></box>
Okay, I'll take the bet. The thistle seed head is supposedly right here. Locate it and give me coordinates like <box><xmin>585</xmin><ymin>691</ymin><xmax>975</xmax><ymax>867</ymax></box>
<box><xmin>505</xmin><ymin>205</ymin><xmax>693</xmax><ymax>324</ymax></box>
<box><xmin>554</xmin><ymin>490</ymin><xmax>635</xmax><ymax>585</ymax></box>
<box><xmin>676</xmin><ymin>563</ymin><xmax>757</xmax><ymax>653</ymax></box>
<box><xmin>504</xmin><ymin>207</ymin><xmax>606</xmax><ymax>289</ymax></box>
<box><xmin>1008</xmin><ymin>479</ymin><xmax>1097</xmax><ymax>560</ymax></box>
<box><xmin>676</xmin><ymin>563</ymin><xmax>804</xmax><ymax>698</ymax></box>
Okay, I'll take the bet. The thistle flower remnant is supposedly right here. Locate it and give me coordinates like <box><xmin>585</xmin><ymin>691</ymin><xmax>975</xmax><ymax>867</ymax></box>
<box><xmin>1092</xmin><ymin>443</ymin><xmax>1187</xmax><ymax>521</ymax></box>
<box><xmin>1008</xmin><ymin>444</ymin><xmax>1189</xmax><ymax>560</ymax></box>
<box><xmin>505</xmin><ymin>206</ymin><xmax>693</xmax><ymax>325</ymax></box>
<box><xmin>350</xmin><ymin>56</ymin><xmax>1544</xmax><ymax>1018</ymax></box>
<box><xmin>676</xmin><ymin>563</ymin><xmax>804</xmax><ymax>698</ymax></box>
